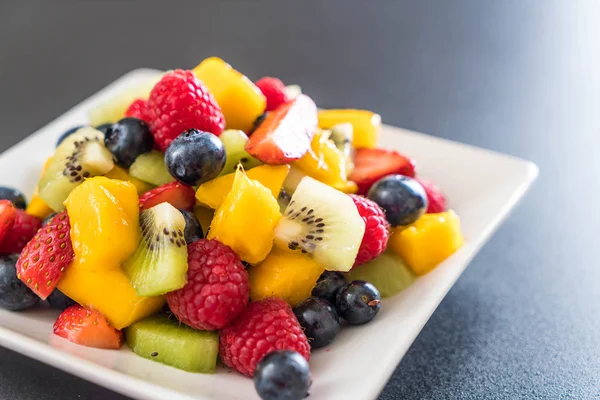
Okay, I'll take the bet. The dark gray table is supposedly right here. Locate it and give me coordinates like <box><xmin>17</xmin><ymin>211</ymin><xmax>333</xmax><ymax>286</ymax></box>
<box><xmin>1</xmin><ymin>1</ymin><xmax>599</xmax><ymax>399</ymax></box>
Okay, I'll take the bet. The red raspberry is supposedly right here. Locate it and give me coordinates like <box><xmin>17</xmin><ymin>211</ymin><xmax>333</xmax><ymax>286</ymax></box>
<box><xmin>219</xmin><ymin>298</ymin><xmax>310</xmax><ymax>377</ymax></box>
<box><xmin>147</xmin><ymin>70</ymin><xmax>224</xmax><ymax>151</ymax></box>
<box><xmin>0</xmin><ymin>210</ymin><xmax>42</xmax><ymax>254</ymax></box>
<box><xmin>416</xmin><ymin>178</ymin><xmax>447</xmax><ymax>213</ymax></box>
<box><xmin>124</xmin><ymin>98</ymin><xmax>152</xmax><ymax>124</ymax></box>
<box><xmin>255</xmin><ymin>77</ymin><xmax>289</xmax><ymax>112</ymax></box>
<box><xmin>167</xmin><ymin>239</ymin><xmax>249</xmax><ymax>331</ymax></box>
<box><xmin>349</xmin><ymin>194</ymin><xmax>390</xmax><ymax>267</ymax></box>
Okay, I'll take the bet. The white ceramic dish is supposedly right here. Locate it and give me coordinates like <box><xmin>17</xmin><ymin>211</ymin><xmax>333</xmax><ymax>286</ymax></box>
<box><xmin>0</xmin><ymin>69</ymin><xmax>538</xmax><ymax>400</ymax></box>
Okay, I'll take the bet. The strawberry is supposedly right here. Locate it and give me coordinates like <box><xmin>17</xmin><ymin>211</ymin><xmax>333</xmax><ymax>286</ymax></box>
<box><xmin>53</xmin><ymin>305</ymin><xmax>123</xmax><ymax>349</ymax></box>
<box><xmin>245</xmin><ymin>94</ymin><xmax>318</xmax><ymax>164</ymax></box>
<box><xmin>0</xmin><ymin>200</ymin><xmax>16</xmax><ymax>245</ymax></box>
<box><xmin>349</xmin><ymin>148</ymin><xmax>416</xmax><ymax>195</ymax></box>
<box><xmin>16</xmin><ymin>211</ymin><xmax>74</xmax><ymax>300</ymax></box>
<box><xmin>416</xmin><ymin>178</ymin><xmax>447</xmax><ymax>213</ymax></box>
<box><xmin>0</xmin><ymin>210</ymin><xmax>42</xmax><ymax>254</ymax></box>
<box><xmin>255</xmin><ymin>77</ymin><xmax>289</xmax><ymax>112</ymax></box>
<box><xmin>138</xmin><ymin>181</ymin><xmax>196</xmax><ymax>211</ymax></box>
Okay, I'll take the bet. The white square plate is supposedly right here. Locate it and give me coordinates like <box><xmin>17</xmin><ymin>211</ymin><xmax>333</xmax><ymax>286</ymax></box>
<box><xmin>0</xmin><ymin>69</ymin><xmax>538</xmax><ymax>400</ymax></box>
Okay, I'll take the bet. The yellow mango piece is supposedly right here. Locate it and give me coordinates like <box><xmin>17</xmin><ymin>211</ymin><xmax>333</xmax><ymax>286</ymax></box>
<box><xmin>318</xmin><ymin>109</ymin><xmax>381</xmax><ymax>149</ymax></box>
<box><xmin>104</xmin><ymin>165</ymin><xmax>155</xmax><ymax>195</ymax></box>
<box><xmin>58</xmin><ymin>262</ymin><xmax>164</xmax><ymax>329</ymax></box>
<box><xmin>26</xmin><ymin>157</ymin><xmax>55</xmax><ymax>219</ymax></box>
<box><xmin>193</xmin><ymin>206</ymin><xmax>214</xmax><ymax>235</ymax></box>
<box><xmin>196</xmin><ymin>164</ymin><xmax>289</xmax><ymax>209</ymax></box>
<box><xmin>65</xmin><ymin>177</ymin><xmax>140</xmax><ymax>270</ymax></box>
<box><xmin>293</xmin><ymin>130</ymin><xmax>350</xmax><ymax>188</ymax></box>
<box><xmin>388</xmin><ymin>211</ymin><xmax>464</xmax><ymax>276</ymax></box>
<box><xmin>193</xmin><ymin>57</ymin><xmax>266</xmax><ymax>133</ymax></box>
<box><xmin>249</xmin><ymin>249</ymin><xmax>324</xmax><ymax>307</ymax></box>
<box><xmin>207</xmin><ymin>169</ymin><xmax>280</xmax><ymax>264</ymax></box>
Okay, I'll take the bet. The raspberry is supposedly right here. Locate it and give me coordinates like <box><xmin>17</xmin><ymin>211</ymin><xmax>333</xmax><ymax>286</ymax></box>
<box><xmin>124</xmin><ymin>98</ymin><xmax>152</xmax><ymax>124</ymax></box>
<box><xmin>167</xmin><ymin>239</ymin><xmax>249</xmax><ymax>331</ymax></box>
<box><xmin>147</xmin><ymin>70</ymin><xmax>224</xmax><ymax>151</ymax></box>
<box><xmin>255</xmin><ymin>77</ymin><xmax>289</xmax><ymax>112</ymax></box>
<box><xmin>349</xmin><ymin>194</ymin><xmax>390</xmax><ymax>267</ymax></box>
<box><xmin>219</xmin><ymin>298</ymin><xmax>310</xmax><ymax>377</ymax></box>
<box><xmin>416</xmin><ymin>178</ymin><xmax>447</xmax><ymax>213</ymax></box>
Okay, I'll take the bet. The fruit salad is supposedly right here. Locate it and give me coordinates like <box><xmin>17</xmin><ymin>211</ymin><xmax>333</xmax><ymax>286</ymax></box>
<box><xmin>0</xmin><ymin>57</ymin><xmax>464</xmax><ymax>400</ymax></box>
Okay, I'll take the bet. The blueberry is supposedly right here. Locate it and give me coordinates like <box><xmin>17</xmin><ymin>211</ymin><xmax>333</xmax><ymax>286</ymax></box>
<box><xmin>104</xmin><ymin>118</ymin><xmax>154</xmax><ymax>168</ymax></box>
<box><xmin>0</xmin><ymin>187</ymin><xmax>27</xmax><ymax>209</ymax></box>
<box><xmin>95</xmin><ymin>123</ymin><xmax>114</xmax><ymax>135</ymax></box>
<box><xmin>46</xmin><ymin>289</ymin><xmax>76</xmax><ymax>311</ymax></box>
<box><xmin>165</xmin><ymin>129</ymin><xmax>226</xmax><ymax>186</ymax></box>
<box><xmin>254</xmin><ymin>350</ymin><xmax>311</xmax><ymax>400</ymax></box>
<box><xmin>293</xmin><ymin>297</ymin><xmax>341</xmax><ymax>349</ymax></box>
<box><xmin>311</xmin><ymin>271</ymin><xmax>347</xmax><ymax>304</ymax></box>
<box><xmin>0</xmin><ymin>254</ymin><xmax>39</xmax><ymax>311</ymax></box>
<box><xmin>42</xmin><ymin>212</ymin><xmax>57</xmax><ymax>227</ymax></box>
<box><xmin>56</xmin><ymin>125</ymin><xmax>84</xmax><ymax>147</ymax></box>
<box><xmin>335</xmin><ymin>280</ymin><xmax>381</xmax><ymax>325</ymax></box>
<box><xmin>179</xmin><ymin>210</ymin><xmax>203</xmax><ymax>244</ymax></box>
<box><xmin>367</xmin><ymin>175</ymin><xmax>427</xmax><ymax>226</ymax></box>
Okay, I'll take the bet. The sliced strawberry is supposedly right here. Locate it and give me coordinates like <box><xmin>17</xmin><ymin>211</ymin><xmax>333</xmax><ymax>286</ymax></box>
<box><xmin>139</xmin><ymin>181</ymin><xmax>195</xmax><ymax>211</ymax></box>
<box><xmin>53</xmin><ymin>305</ymin><xmax>123</xmax><ymax>349</ymax></box>
<box><xmin>16</xmin><ymin>211</ymin><xmax>74</xmax><ymax>299</ymax></box>
<box><xmin>245</xmin><ymin>94</ymin><xmax>318</xmax><ymax>164</ymax></box>
<box><xmin>0</xmin><ymin>210</ymin><xmax>42</xmax><ymax>254</ymax></box>
<box><xmin>0</xmin><ymin>200</ymin><xmax>16</xmax><ymax>245</ymax></box>
<box><xmin>416</xmin><ymin>178</ymin><xmax>447</xmax><ymax>213</ymax></box>
<box><xmin>349</xmin><ymin>148</ymin><xmax>416</xmax><ymax>195</ymax></box>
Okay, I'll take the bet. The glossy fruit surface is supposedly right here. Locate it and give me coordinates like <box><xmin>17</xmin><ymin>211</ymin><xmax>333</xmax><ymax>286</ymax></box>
<box><xmin>318</xmin><ymin>109</ymin><xmax>381</xmax><ymax>149</ymax></box>
<box><xmin>53</xmin><ymin>305</ymin><xmax>123</xmax><ymax>349</ymax></box>
<box><xmin>345</xmin><ymin>251</ymin><xmax>415</xmax><ymax>297</ymax></box>
<box><xmin>335</xmin><ymin>280</ymin><xmax>381</xmax><ymax>325</ymax></box>
<box><xmin>0</xmin><ymin>210</ymin><xmax>42</xmax><ymax>254</ymax></box>
<box><xmin>0</xmin><ymin>254</ymin><xmax>39</xmax><ymax>311</ymax></box>
<box><xmin>46</xmin><ymin>289</ymin><xmax>76</xmax><ymax>311</ymax></box>
<box><xmin>103</xmin><ymin>166</ymin><xmax>155</xmax><ymax>195</ymax></box>
<box><xmin>311</xmin><ymin>271</ymin><xmax>347</xmax><ymax>305</ymax></box>
<box><xmin>128</xmin><ymin>150</ymin><xmax>174</xmax><ymax>187</ymax></box>
<box><xmin>0</xmin><ymin>200</ymin><xmax>16</xmax><ymax>245</ymax></box>
<box><xmin>350</xmin><ymin>148</ymin><xmax>416</xmax><ymax>195</ymax></box>
<box><xmin>104</xmin><ymin>117</ymin><xmax>154</xmax><ymax>168</ymax></box>
<box><xmin>254</xmin><ymin>350</ymin><xmax>311</xmax><ymax>400</ymax></box>
<box><xmin>0</xmin><ymin>187</ymin><xmax>26</xmax><ymax>209</ymax></box>
<box><xmin>255</xmin><ymin>77</ymin><xmax>290</xmax><ymax>112</ymax></box>
<box><xmin>218</xmin><ymin>129</ymin><xmax>262</xmax><ymax>176</ymax></box>
<box><xmin>179</xmin><ymin>210</ymin><xmax>203</xmax><ymax>244</ymax></box>
<box><xmin>367</xmin><ymin>175</ymin><xmax>427</xmax><ymax>226</ymax></box>
<box><xmin>138</xmin><ymin>181</ymin><xmax>195</xmax><ymax>211</ymax></box>
<box><xmin>56</xmin><ymin>125</ymin><xmax>84</xmax><ymax>147</ymax></box>
<box><xmin>293</xmin><ymin>297</ymin><xmax>341</xmax><ymax>348</ymax></box>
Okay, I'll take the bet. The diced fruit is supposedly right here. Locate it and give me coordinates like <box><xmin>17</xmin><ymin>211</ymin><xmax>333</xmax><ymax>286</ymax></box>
<box><xmin>0</xmin><ymin>187</ymin><xmax>26</xmax><ymax>209</ymax></box>
<box><xmin>0</xmin><ymin>200</ymin><xmax>16</xmax><ymax>245</ymax></box>
<box><xmin>346</xmin><ymin>251</ymin><xmax>415</xmax><ymax>298</ymax></box>
<box><xmin>104</xmin><ymin>166</ymin><xmax>155</xmax><ymax>195</ymax></box>
<box><xmin>284</xmin><ymin>85</ymin><xmax>302</xmax><ymax>100</ymax></box>
<box><xmin>335</xmin><ymin>280</ymin><xmax>381</xmax><ymax>325</ymax></box>
<box><xmin>56</xmin><ymin>126</ymin><xmax>84</xmax><ymax>147</ymax></box>
<box><xmin>167</xmin><ymin>239</ymin><xmax>249</xmax><ymax>330</ymax></box>
<box><xmin>255</xmin><ymin>77</ymin><xmax>290</xmax><ymax>112</ymax></box>
<box><xmin>123</xmin><ymin>203</ymin><xmax>188</xmax><ymax>296</ymax></box>
<box><xmin>125</xmin><ymin>314</ymin><xmax>219</xmax><ymax>373</ymax></box>
<box><xmin>38</xmin><ymin>127</ymin><xmax>115</xmax><ymax>211</ymax></box>
<box><xmin>350</xmin><ymin>148</ymin><xmax>416</xmax><ymax>195</ymax></box>
<box><xmin>0</xmin><ymin>210</ymin><xmax>42</xmax><ymax>254</ymax></box>
<box><xmin>349</xmin><ymin>195</ymin><xmax>389</xmax><ymax>267</ymax></box>
<box><xmin>0</xmin><ymin>254</ymin><xmax>39</xmax><ymax>311</ymax></box>
<box><xmin>281</xmin><ymin>165</ymin><xmax>307</xmax><ymax>194</ymax></box>
<box><xmin>329</xmin><ymin>123</ymin><xmax>355</xmax><ymax>175</ymax></box>
<box><xmin>148</xmin><ymin>69</ymin><xmax>224</xmax><ymax>151</ymax></box>
<box><xmin>64</xmin><ymin>177</ymin><xmax>139</xmax><ymax>271</ymax></box>
<box><xmin>47</xmin><ymin>289</ymin><xmax>76</xmax><ymax>311</ymax></box>
<box><xmin>193</xmin><ymin>206</ymin><xmax>214</xmax><ymax>236</ymax></box>
<box><xmin>318</xmin><ymin>109</ymin><xmax>381</xmax><ymax>149</ymax></box>
<box><xmin>293</xmin><ymin>297</ymin><xmax>341</xmax><ymax>348</ymax></box>
<box><xmin>245</xmin><ymin>95</ymin><xmax>318</xmax><ymax>164</ymax></box>
<box><xmin>219</xmin><ymin>298</ymin><xmax>310</xmax><ymax>377</ymax></box>
<box><xmin>416</xmin><ymin>178</ymin><xmax>447</xmax><ymax>214</ymax></box>
<box><xmin>367</xmin><ymin>175</ymin><xmax>427</xmax><ymax>226</ymax></box>
<box><xmin>124</xmin><ymin>99</ymin><xmax>152</xmax><ymax>123</ymax></box>
<box><xmin>388</xmin><ymin>210</ymin><xmax>464</xmax><ymax>275</ymax></box>
<box><xmin>88</xmin><ymin>75</ymin><xmax>160</xmax><ymax>126</ymax></box>
<box><xmin>104</xmin><ymin>117</ymin><xmax>154</xmax><ymax>168</ymax></box>
<box><xmin>192</xmin><ymin>57</ymin><xmax>266</xmax><ymax>133</ymax></box>
<box><xmin>138</xmin><ymin>182</ymin><xmax>195</xmax><ymax>211</ymax></box>
<box><xmin>207</xmin><ymin>170</ymin><xmax>280</xmax><ymax>264</ymax></box>
<box><xmin>254</xmin><ymin>350</ymin><xmax>312</xmax><ymax>400</ymax></box>
<box><xmin>16</xmin><ymin>211</ymin><xmax>74</xmax><ymax>300</ymax></box>
<box><xmin>273</xmin><ymin>177</ymin><xmax>365</xmax><ymax>272</ymax></box>
<box><xmin>196</xmin><ymin>164</ymin><xmax>289</xmax><ymax>209</ymax></box>
<box><xmin>57</xmin><ymin>265</ymin><xmax>164</xmax><ymax>329</ymax></box>
<box><xmin>311</xmin><ymin>271</ymin><xmax>347</xmax><ymax>305</ymax></box>
<box><xmin>26</xmin><ymin>193</ymin><xmax>54</xmax><ymax>220</ymax></box>
<box><xmin>53</xmin><ymin>305</ymin><xmax>123</xmax><ymax>349</ymax></box>
<box><xmin>179</xmin><ymin>210</ymin><xmax>203</xmax><ymax>244</ymax></box>
<box><xmin>248</xmin><ymin>249</ymin><xmax>324</xmax><ymax>307</ymax></box>
<box><xmin>129</xmin><ymin>150</ymin><xmax>174</xmax><ymax>187</ymax></box>
<box><xmin>164</xmin><ymin>129</ymin><xmax>225</xmax><ymax>186</ymax></box>
<box><xmin>218</xmin><ymin>129</ymin><xmax>262</xmax><ymax>176</ymax></box>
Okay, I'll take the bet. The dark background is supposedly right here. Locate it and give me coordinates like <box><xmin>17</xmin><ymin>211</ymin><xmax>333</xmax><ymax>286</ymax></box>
<box><xmin>1</xmin><ymin>1</ymin><xmax>599</xmax><ymax>399</ymax></box>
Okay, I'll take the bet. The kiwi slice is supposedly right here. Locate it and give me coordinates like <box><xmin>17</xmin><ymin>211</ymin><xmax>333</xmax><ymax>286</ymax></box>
<box><xmin>125</xmin><ymin>314</ymin><xmax>218</xmax><ymax>373</ymax></box>
<box><xmin>273</xmin><ymin>176</ymin><xmax>365</xmax><ymax>272</ymax></box>
<box><xmin>218</xmin><ymin>129</ymin><xmax>262</xmax><ymax>176</ymax></box>
<box><xmin>122</xmin><ymin>202</ymin><xmax>188</xmax><ymax>296</ymax></box>
<box><xmin>329</xmin><ymin>123</ymin><xmax>355</xmax><ymax>175</ymax></box>
<box><xmin>129</xmin><ymin>150</ymin><xmax>174</xmax><ymax>186</ymax></box>
<box><xmin>38</xmin><ymin>127</ymin><xmax>114</xmax><ymax>211</ymax></box>
<box><xmin>346</xmin><ymin>251</ymin><xmax>415</xmax><ymax>298</ymax></box>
